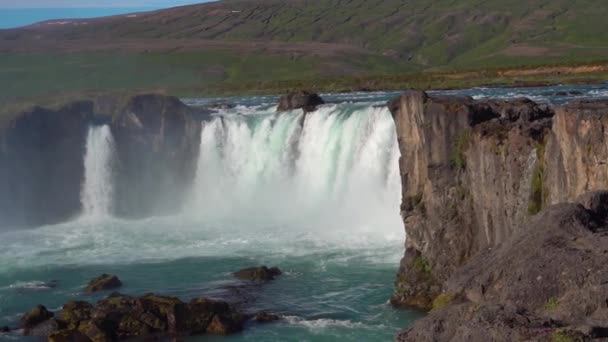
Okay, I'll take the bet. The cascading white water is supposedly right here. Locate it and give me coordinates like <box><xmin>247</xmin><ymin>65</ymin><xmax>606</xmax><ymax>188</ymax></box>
<box><xmin>81</xmin><ymin>125</ymin><xmax>115</xmax><ymax>220</ymax></box>
<box><xmin>188</xmin><ymin>103</ymin><xmax>402</xmax><ymax>238</ymax></box>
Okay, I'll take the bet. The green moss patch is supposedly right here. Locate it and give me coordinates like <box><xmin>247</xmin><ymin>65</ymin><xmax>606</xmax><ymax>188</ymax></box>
<box><xmin>528</xmin><ymin>142</ymin><xmax>547</xmax><ymax>215</ymax></box>
<box><xmin>432</xmin><ymin>293</ymin><xmax>454</xmax><ymax>310</ymax></box>
<box><xmin>452</xmin><ymin>130</ymin><xmax>472</xmax><ymax>170</ymax></box>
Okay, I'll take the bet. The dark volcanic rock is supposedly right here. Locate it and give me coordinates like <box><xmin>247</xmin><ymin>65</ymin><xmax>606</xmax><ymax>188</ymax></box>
<box><xmin>388</xmin><ymin>92</ymin><xmax>608</xmax><ymax>340</ymax></box>
<box><xmin>0</xmin><ymin>92</ymin><xmax>207</xmax><ymax>228</ymax></box>
<box><xmin>1</xmin><ymin>326</ymin><xmax>9</xmax><ymax>333</ymax></box>
<box><xmin>0</xmin><ymin>101</ymin><xmax>95</xmax><ymax>228</ymax></box>
<box><xmin>388</xmin><ymin>90</ymin><xmax>554</xmax><ymax>310</ymax></box>
<box><xmin>85</xmin><ymin>274</ymin><xmax>122</xmax><ymax>293</ymax></box>
<box><xmin>110</xmin><ymin>94</ymin><xmax>202</xmax><ymax>218</ymax></box>
<box><xmin>21</xmin><ymin>305</ymin><xmax>54</xmax><ymax>334</ymax></box>
<box><xmin>277</xmin><ymin>91</ymin><xmax>324</xmax><ymax>112</ymax></box>
<box><xmin>43</xmin><ymin>292</ymin><xmax>244</xmax><ymax>340</ymax></box>
<box><xmin>397</xmin><ymin>193</ymin><xmax>608</xmax><ymax>341</ymax></box>
<box><xmin>207</xmin><ymin>102</ymin><xmax>236</xmax><ymax>110</ymax></box>
<box><xmin>26</xmin><ymin>318</ymin><xmax>61</xmax><ymax>337</ymax></box>
<box><xmin>59</xmin><ymin>301</ymin><xmax>93</xmax><ymax>329</ymax></box>
<box><xmin>234</xmin><ymin>266</ymin><xmax>282</xmax><ymax>281</ymax></box>
<box><xmin>254</xmin><ymin>312</ymin><xmax>281</xmax><ymax>323</ymax></box>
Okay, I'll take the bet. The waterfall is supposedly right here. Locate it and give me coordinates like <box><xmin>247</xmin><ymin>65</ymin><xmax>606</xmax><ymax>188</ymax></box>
<box><xmin>81</xmin><ymin>125</ymin><xmax>115</xmax><ymax>220</ymax></box>
<box><xmin>188</xmin><ymin>103</ymin><xmax>402</xmax><ymax>235</ymax></box>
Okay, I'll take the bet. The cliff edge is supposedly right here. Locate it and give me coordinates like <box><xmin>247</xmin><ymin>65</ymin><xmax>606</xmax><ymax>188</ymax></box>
<box><xmin>389</xmin><ymin>91</ymin><xmax>608</xmax><ymax>340</ymax></box>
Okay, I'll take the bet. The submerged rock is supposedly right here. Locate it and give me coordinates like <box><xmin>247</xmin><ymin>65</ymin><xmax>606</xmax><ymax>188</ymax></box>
<box><xmin>0</xmin><ymin>326</ymin><xmax>9</xmax><ymax>333</ymax></box>
<box><xmin>85</xmin><ymin>274</ymin><xmax>122</xmax><ymax>293</ymax></box>
<box><xmin>277</xmin><ymin>91</ymin><xmax>324</xmax><ymax>113</ymax></box>
<box><xmin>254</xmin><ymin>312</ymin><xmax>281</xmax><ymax>323</ymax></box>
<box><xmin>234</xmin><ymin>266</ymin><xmax>282</xmax><ymax>282</ymax></box>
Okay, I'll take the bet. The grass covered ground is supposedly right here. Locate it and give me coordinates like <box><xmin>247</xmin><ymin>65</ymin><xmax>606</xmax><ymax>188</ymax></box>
<box><xmin>2</xmin><ymin>0</ymin><xmax>608</xmax><ymax>107</ymax></box>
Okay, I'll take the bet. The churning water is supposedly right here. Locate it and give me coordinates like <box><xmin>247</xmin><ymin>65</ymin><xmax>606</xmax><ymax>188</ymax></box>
<box><xmin>81</xmin><ymin>125</ymin><xmax>115</xmax><ymax>221</ymax></box>
<box><xmin>0</xmin><ymin>100</ymin><xmax>418</xmax><ymax>341</ymax></box>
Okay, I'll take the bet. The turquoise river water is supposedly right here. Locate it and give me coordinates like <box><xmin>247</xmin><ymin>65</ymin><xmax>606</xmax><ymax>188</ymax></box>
<box><xmin>1</xmin><ymin>84</ymin><xmax>608</xmax><ymax>341</ymax></box>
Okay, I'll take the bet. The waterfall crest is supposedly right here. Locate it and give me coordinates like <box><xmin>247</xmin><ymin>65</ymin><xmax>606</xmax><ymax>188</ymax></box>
<box><xmin>81</xmin><ymin>125</ymin><xmax>115</xmax><ymax>220</ymax></box>
<box><xmin>188</xmin><ymin>104</ymin><xmax>402</xmax><ymax>235</ymax></box>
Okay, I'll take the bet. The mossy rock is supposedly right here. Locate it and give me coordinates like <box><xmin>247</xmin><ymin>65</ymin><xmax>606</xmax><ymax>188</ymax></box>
<box><xmin>77</xmin><ymin>319</ymin><xmax>115</xmax><ymax>342</ymax></box>
<box><xmin>48</xmin><ymin>329</ymin><xmax>91</xmax><ymax>342</ymax></box>
<box><xmin>85</xmin><ymin>274</ymin><xmax>122</xmax><ymax>293</ymax></box>
<box><xmin>59</xmin><ymin>301</ymin><xmax>93</xmax><ymax>329</ymax></box>
<box><xmin>432</xmin><ymin>293</ymin><xmax>454</xmax><ymax>310</ymax></box>
<box><xmin>21</xmin><ymin>305</ymin><xmax>54</xmax><ymax>330</ymax></box>
<box><xmin>234</xmin><ymin>266</ymin><xmax>282</xmax><ymax>281</ymax></box>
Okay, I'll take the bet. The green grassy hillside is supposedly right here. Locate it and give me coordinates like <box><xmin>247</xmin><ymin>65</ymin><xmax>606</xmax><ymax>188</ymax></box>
<box><xmin>1</xmin><ymin>0</ymin><xmax>608</xmax><ymax>102</ymax></box>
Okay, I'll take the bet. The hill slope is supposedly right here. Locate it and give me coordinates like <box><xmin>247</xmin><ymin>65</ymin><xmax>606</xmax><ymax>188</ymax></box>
<box><xmin>2</xmin><ymin>0</ymin><xmax>608</xmax><ymax>100</ymax></box>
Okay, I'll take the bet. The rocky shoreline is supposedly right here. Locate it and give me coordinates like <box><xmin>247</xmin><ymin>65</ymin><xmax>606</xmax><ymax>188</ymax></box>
<box><xmin>12</xmin><ymin>267</ymin><xmax>282</xmax><ymax>341</ymax></box>
<box><xmin>388</xmin><ymin>91</ymin><xmax>608</xmax><ymax>340</ymax></box>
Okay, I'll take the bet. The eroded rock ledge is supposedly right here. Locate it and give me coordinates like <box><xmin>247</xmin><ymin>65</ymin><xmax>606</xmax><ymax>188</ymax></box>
<box><xmin>0</xmin><ymin>94</ymin><xmax>212</xmax><ymax>227</ymax></box>
<box><xmin>388</xmin><ymin>91</ymin><xmax>608</xmax><ymax>340</ymax></box>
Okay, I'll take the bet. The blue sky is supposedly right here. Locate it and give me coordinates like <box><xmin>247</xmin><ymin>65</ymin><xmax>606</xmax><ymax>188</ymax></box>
<box><xmin>0</xmin><ymin>0</ymin><xmax>210</xmax><ymax>8</ymax></box>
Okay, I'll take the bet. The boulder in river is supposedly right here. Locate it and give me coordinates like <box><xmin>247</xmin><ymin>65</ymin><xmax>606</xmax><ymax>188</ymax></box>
<box><xmin>277</xmin><ymin>91</ymin><xmax>324</xmax><ymax>112</ymax></box>
<box><xmin>234</xmin><ymin>266</ymin><xmax>282</xmax><ymax>282</ymax></box>
<box><xmin>254</xmin><ymin>312</ymin><xmax>281</xmax><ymax>323</ymax></box>
<box><xmin>1</xmin><ymin>326</ymin><xmax>9</xmax><ymax>333</ymax></box>
<box><xmin>85</xmin><ymin>274</ymin><xmax>122</xmax><ymax>293</ymax></box>
<box><xmin>20</xmin><ymin>305</ymin><xmax>54</xmax><ymax>335</ymax></box>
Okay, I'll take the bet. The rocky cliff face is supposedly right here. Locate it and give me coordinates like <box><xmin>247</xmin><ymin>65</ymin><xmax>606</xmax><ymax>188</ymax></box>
<box><xmin>110</xmin><ymin>95</ymin><xmax>203</xmax><ymax>218</ymax></box>
<box><xmin>389</xmin><ymin>91</ymin><xmax>608</xmax><ymax>340</ymax></box>
<box><xmin>0</xmin><ymin>101</ymin><xmax>95</xmax><ymax>227</ymax></box>
<box><xmin>388</xmin><ymin>91</ymin><xmax>554</xmax><ymax>308</ymax></box>
<box><xmin>0</xmin><ymin>94</ymin><xmax>208</xmax><ymax>228</ymax></box>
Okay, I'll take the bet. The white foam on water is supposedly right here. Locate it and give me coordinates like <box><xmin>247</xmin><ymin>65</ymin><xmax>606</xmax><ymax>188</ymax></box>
<box><xmin>283</xmin><ymin>315</ymin><xmax>386</xmax><ymax>331</ymax></box>
<box><xmin>0</xmin><ymin>103</ymin><xmax>404</xmax><ymax>272</ymax></box>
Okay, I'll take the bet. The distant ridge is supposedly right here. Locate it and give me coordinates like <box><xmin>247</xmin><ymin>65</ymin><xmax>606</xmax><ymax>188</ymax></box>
<box><xmin>2</xmin><ymin>0</ymin><xmax>608</xmax><ymax>100</ymax></box>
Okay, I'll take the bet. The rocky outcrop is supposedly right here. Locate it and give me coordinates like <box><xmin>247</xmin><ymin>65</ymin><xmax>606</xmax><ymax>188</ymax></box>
<box><xmin>388</xmin><ymin>91</ymin><xmax>608</xmax><ymax>338</ymax></box>
<box><xmin>0</xmin><ymin>94</ymin><xmax>208</xmax><ymax>228</ymax></box>
<box><xmin>0</xmin><ymin>101</ymin><xmax>95</xmax><ymax>227</ymax></box>
<box><xmin>388</xmin><ymin>91</ymin><xmax>554</xmax><ymax>309</ymax></box>
<box><xmin>29</xmin><ymin>292</ymin><xmax>245</xmax><ymax>341</ymax></box>
<box><xmin>277</xmin><ymin>91</ymin><xmax>324</xmax><ymax>112</ymax></box>
<box><xmin>234</xmin><ymin>266</ymin><xmax>282</xmax><ymax>282</ymax></box>
<box><xmin>398</xmin><ymin>193</ymin><xmax>608</xmax><ymax>341</ymax></box>
<box><xmin>21</xmin><ymin>305</ymin><xmax>54</xmax><ymax>335</ymax></box>
<box><xmin>110</xmin><ymin>94</ymin><xmax>202</xmax><ymax>218</ymax></box>
<box><xmin>84</xmin><ymin>274</ymin><xmax>122</xmax><ymax>293</ymax></box>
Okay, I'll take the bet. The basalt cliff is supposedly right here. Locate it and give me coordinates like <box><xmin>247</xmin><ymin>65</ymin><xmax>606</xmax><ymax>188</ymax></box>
<box><xmin>389</xmin><ymin>91</ymin><xmax>608</xmax><ymax>340</ymax></box>
<box><xmin>0</xmin><ymin>94</ymin><xmax>209</xmax><ymax>227</ymax></box>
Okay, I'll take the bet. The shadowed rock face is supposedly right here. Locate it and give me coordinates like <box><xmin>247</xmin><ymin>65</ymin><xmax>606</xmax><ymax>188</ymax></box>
<box><xmin>277</xmin><ymin>91</ymin><xmax>324</xmax><ymax>113</ymax></box>
<box><xmin>0</xmin><ymin>94</ymin><xmax>208</xmax><ymax>228</ymax></box>
<box><xmin>110</xmin><ymin>94</ymin><xmax>202</xmax><ymax>218</ymax></box>
<box><xmin>0</xmin><ymin>101</ymin><xmax>94</xmax><ymax>228</ymax></box>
